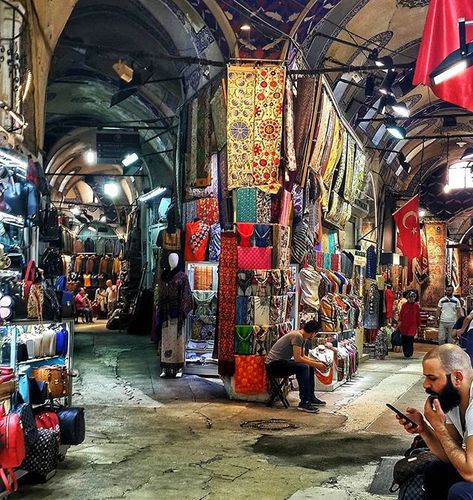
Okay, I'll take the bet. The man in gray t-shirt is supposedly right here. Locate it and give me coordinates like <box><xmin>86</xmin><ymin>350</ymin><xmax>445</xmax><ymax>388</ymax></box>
<box><xmin>266</xmin><ymin>320</ymin><xmax>329</xmax><ymax>413</ymax></box>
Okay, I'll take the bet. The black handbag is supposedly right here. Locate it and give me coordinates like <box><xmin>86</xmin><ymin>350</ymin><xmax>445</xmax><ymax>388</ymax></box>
<box><xmin>28</xmin><ymin>378</ymin><xmax>48</xmax><ymax>405</ymax></box>
<box><xmin>1</xmin><ymin>340</ymin><xmax>28</xmax><ymax>364</ymax></box>
<box><xmin>56</xmin><ymin>407</ymin><xmax>85</xmax><ymax>445</ymax></box>
<box><xmin>21</xmin><ymin>428</ymin><xmax>59</xmax><ymax>476</ymax></box>
<box><xmin>390</xmin><ymin>450</ymin><xmax>437</xmax><ymax>493</ymax></box>
<box><xmin>12</xmin><ymin>402</ymin><xmax>39</xmax><ymax>449</ymax></box>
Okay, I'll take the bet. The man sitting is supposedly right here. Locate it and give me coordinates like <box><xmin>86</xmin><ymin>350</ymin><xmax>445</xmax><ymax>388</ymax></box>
<box><xmin>265</xmin><ymin>320</ymin><xmax>328</xmax><ymax>413</ymax></box>
<box><xmin>75</xmin><ymin>288</ymin><xmax>93</xmax><ymax>323</ymax></box>
<box><xmin>397</xmin><ymin>344</ymin><xmax>473</xmax><ymax>499</ymax></box>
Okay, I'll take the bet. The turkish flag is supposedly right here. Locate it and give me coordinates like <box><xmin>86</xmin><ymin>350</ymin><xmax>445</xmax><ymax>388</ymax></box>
<box><xmin>393</xmin><ymin>195</ymin><xmax>421</xmax><ymax>260</ymax></box>
<box><xmin>413</xmin><ymin>0</ymin><xmax>473</xmax><ymax>111</ymax></box>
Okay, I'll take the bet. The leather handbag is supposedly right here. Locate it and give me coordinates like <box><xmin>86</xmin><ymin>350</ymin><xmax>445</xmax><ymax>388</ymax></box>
<box><xmin>237</xmin><ymin>246</ymin><xmax>272</xmax><ymax>270</ymax></box>
<box><xmin>0</xmin><ymin>403</ymin><xmax>26</xmax><ymax>491</ymax></box>
<box><xmin>56</xmin><ymin>407</ymin><xmax>85</xmax><ymax>445</ymax></box>
<box><xmin>28</xmin><ymin>378</ymin><xmax>48</xmax><ymax>405</ymax></box>
<box><xmin>31</xmin><ymin>365</ymin><xmax>69</xmax><ymax>398</ymax></box>
<box><xmin>55</xmin><ymin>327</ymin><xmax>68</xmax><ymax>356</ymax></box>
<box><xmin>27</xmin><ymin>284</ymin><xmax>44</xmax><ymax>319</ymax></box>
<box><xmin>21</xmin><ymin>428</ymin><xmax>59</xmax><ymax>476</ymax></box>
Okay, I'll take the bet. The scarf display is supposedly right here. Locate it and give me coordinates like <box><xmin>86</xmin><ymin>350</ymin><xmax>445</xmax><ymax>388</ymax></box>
<box><xmin>217</xmin><ymin>232</ymin><xmax>238</xmax><ymax>376</ymax></box>
<box><xmin>196</xmin><ymin>88</ymin><xmax>212</xmax><ymax>187</ymax></box>
<box><xmin>256</xmin><ymin>190</ymin><xmax>272</xmax><ymax>223</ymax></box>
<box><xmin>227</xmin><ymin>65</ymin><xmax>285</xmax><ymax>194</ymax></box>
<box><xmin>350</xmin><ymin>146</ymin><xmax>366</xmax><ymax>204</ymax></box>
<box><xmin>234</xmin><ymin>355</ymin><xmax>267</xmax><ymax>394</ymax></box>
<box><xmin>185</xmin><ymin>99</ymin><xmax>198</xmax><ymax>190</ymax></box>
<box><xmin>196</xmin><ymin>197</ymin><xmax>219</xmax><ymax>226</ymax></box>
<box><xmin>284</xmin><ymin>78</ymin><xmax>297</xmax><ymax>172</ymax></box>
<box><xmin>235</xmin><ymin>187</ymin><xmax>257</xmax><ymax>223</ymax></box>
<box><xmin>210</xmin><ymin>82</ymin><xmax>227</xmax><ymax>151</ymax></box>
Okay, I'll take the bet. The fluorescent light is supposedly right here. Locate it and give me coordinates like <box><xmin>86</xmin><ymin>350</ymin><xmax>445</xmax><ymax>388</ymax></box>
<box><xmin>122</xmin><ymin>153</ymin><xmax>139</xmax><ymax>167</ymax></box>
<box><xmin>386</xmin><ymin>123</ymin><xmax>406</xmax><ymax>140</ymax></box>
<box><xmin>240</xmin><ymin>24</ymin><xmax>251</xmax><ymax>31</ymax></box>
<box><xmin>71</xmin><ymin>206</ymin><xmax>80</xmax><ymax>215</ymax></box>
<box><xmin>104</xmin><ymin>182</ymin><xmax>119</xmax><ymax>198</ymax></box>
<box><xmin>391</xmin><ymin>102</ymin><xmax>410</xmax><ymax>118</ymax></box>
<box><xmin>84</xmin><ymin>149</ymin><xmax>96</xmax><ymax>165</ymax></box>
<box><xmin>431</xmin><ymin>58</ymin><xmax>468</xmax><ymax>86</ymax></box>
<box><xmin>138</xmin><ymin>187</ymin><xmax>166</xmax><ymax>202</ymax></box>
<box><xmin>88</xmin><ymin>226</ymin><xmax>97</xmax><ymax>232</ymax></box>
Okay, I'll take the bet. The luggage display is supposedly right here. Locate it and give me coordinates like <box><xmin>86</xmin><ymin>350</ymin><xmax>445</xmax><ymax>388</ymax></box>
<box><xmin>56</xmin><ymin>407</ymin><xmax>85</xmax><ymax>445</ymax></box>
<box><xmin>31</xmin><ymin>366</ymin><xmax>69</xmax><ymax>398</ymax></box>
<box><xmin>21</xmin><ymin>428</ymin><xmax>59</xmax><ymax>476</ymax></box>
<box><xmin>12</xmin><ymin>403</ymin><xmax>39</xmax><ymax>449</ymax></box>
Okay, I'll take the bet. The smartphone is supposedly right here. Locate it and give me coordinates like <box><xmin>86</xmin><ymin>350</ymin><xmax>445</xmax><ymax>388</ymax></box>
<box><xmin>386</xmin><ymin>403</ymin><xmax>418</xmax><ymax>428</ymax></box>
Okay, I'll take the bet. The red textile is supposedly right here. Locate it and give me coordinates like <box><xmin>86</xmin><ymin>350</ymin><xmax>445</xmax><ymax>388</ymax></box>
<box><xmin>385</xmin><ymin>288</ymin><xmax>395</xmax><ymax>319</ymax></box>
<box><xmin>393</xmin><ymin>195</ymin><xmax>420</xmax><ymax>260</ymax></box>
<box><xmin>398</xmin><ymin>302</ymin><xmax>421</xmax><ymax>337</ymax></box>
<box><xmin>413</xmin><ymin>0</ymin><xmax>473</xmax><ymax>112</ymax></box>
<box><xmin>234</xmin><ymin>355</ymin><xmax>267</xmax><ymax>394</ymax></box>
<box><xmin>184</xmin><ymin>221</ymin><xmax>210</xmax><ymax>262</ymax></box>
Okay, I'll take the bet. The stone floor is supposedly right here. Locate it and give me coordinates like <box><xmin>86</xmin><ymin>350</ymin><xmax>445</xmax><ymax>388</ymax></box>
<box><xmin>15</xmin><ymin>322</ymin><xmax>433</xmax><ymax>499</ymax></box>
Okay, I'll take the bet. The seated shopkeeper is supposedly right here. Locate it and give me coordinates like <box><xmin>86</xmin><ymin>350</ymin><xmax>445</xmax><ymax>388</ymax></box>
<box><xmin>74</xmin><ymin>288</ymin><xmax>93</xmax><ymax>323</ymax></box>
<box><xmin>265</xmin><ymin>319</ymin><xmax>329</xmax><ymax>413</ymax></box>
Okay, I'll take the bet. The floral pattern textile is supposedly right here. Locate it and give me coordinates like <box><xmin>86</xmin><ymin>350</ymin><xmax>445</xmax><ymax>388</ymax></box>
<box><xmin>209</xmin><ymin>223</ymin><xmax>221</xmax><ymax>262</ymax></box>
<box><xmin>196</xmin><ymin>197</ymin><xmax>219</xmax><ymax>225</ymax></box>
<box><xmin>256</xmin><ymin>190</ymin><xmax>272</xmax><ymax>223</ymax></box>
<box><xmin>284</xmin><ymin>79</ymin><xmax>297</xmax><ymax>172</ymax></box>
<box><xmin>234</xmin><ymin>355</ymin><xmax>267</xmax><ymax>394</ymax></box>
<box><xmin>184</xmin><ymin>221</ymin><xmax>210</xmax><ymax>262</ymax></box>
<box><xmin>235</xmin><ymin>187</ymin><xmax>257</xmax><ymax>222</ymax></box>
<box><xmin>217</xmin><ymin>232</ymin><xmax>238</xmax><ymax>376</ymax></box>
<box><xmin>227</xmin><ymin>65</ymin><xmax>285</xmax><ymax>194</ymax></box>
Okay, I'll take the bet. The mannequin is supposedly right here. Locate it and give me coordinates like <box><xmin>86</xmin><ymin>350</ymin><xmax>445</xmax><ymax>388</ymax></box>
<box><xmin>157</xmin><ymin>253</ymin><xmax>192</xmax><ymax>378</ymax></box>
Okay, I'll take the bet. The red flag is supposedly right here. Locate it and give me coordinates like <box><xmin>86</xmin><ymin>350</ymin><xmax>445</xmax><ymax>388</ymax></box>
<box><xmin>413</xmin><ymin>0</ymin><xmax>473</xmax><ymax>111</ymax></box>
<box><xmin>393</xmin><ymin>195</ymin><xmax>421</xmax><ymax>260</ymax></box>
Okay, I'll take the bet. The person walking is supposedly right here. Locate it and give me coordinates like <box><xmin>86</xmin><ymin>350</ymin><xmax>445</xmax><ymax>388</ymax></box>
<box><xmin>265</xmin><ymin>320</ymin><xmax>328</xmax><ymax>413</ymax></box>
<box><xmin>398</xmin><ymin>291</ymin><xmax>420</xmax><ymax>358</ymax></box>
<box><xmin>437</xmin><ymin>285</ymin><xmax>461</xmax><ymax>345</ymax></box>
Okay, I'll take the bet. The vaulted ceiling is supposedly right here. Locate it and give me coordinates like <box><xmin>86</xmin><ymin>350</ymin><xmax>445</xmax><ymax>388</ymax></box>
<box><xmin>44</xmin><ymin>0</ymin><xmax>472</xmax><ymax>237</ymax></box>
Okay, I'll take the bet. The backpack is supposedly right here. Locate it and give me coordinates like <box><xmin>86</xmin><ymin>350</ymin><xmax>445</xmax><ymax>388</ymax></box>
<box><xmin>0</xmin><ymin>404</ymin><xmax>26</xmax><ymax>492</ymax></box>
<box><xmin>390</xmin><ymin>450</ymin><xmax>437</xmax><ymax>500</ymax></box>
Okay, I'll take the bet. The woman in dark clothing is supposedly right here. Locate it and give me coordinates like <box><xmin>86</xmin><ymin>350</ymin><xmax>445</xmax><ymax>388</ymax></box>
<box><xmin>398</xmin><ymin>291</ymin><xmax>421</xmax><ymax>358</ymax></box>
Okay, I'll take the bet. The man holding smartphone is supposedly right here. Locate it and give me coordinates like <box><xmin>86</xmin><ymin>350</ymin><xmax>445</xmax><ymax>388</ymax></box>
<box><xmin>266</xmin><ymin>320</ymin><xmax>329</xmax><ymax>413</ymax></box>
<box><xmin>397</xmin><ymin>344</ymin><xmax>473</xmax><ymax>499</ymax></box>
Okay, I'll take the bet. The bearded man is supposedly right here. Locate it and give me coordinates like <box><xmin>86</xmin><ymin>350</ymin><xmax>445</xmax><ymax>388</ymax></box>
<box><xmin>397</xmin><ymin>344</ymin><xmax>473</xmax><ymax>499</ymax></box>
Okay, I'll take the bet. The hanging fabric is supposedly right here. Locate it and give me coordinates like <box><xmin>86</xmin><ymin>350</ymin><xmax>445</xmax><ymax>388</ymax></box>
<box><xmin>235</xmin><ymin>187</ymin><xmax>257</xmax><ymax>223</ymax></box>
<box><xmin>284</xmin><ymin>78</ymin><xmax>297</xmax><ymax>172</ymax></box>
<box><xmin>195</xmin><ymin>87</ymin><xmax>212</xmax><ymax>187</ymax></box>
<box><xmin>210</xmin><ymin>82</ymin><xmax>227</xmax><ymax>152</ymax></box>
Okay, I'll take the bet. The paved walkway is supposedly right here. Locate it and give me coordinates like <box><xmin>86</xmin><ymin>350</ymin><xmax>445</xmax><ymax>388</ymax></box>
<box><xmin>16</xmin><ymin>322</ymin><xmax>431</xmax><ymax>499</ymax></box>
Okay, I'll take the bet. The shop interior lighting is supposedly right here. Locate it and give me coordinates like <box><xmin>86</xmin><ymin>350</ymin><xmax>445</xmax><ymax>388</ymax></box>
<box><xmin>112</xmin><ymin>60</ymin><xmax>134</xmax><ymax>83</ymax></box>
<box><xmin>419</xmin><ymin>209</ymin><xmax>426</xmax><ymax>217</ymax></box>
<box><xmin>121</xmin><ymin>153</ymin><xmax>139</xmax><ymax>167</ymax></box>
<box><xmin>240</xmin><ymin>24</ymin><xmax>251</xmax><ymax>31</ymax></box>
<box><xmin>100</xmin><ymin>215</ymin><xmax>107</xmax><ymax>223</ymax></box>
<box><xmin>103</xmin><ymin>182</ymin><xmax>119</xmax><ymax>198</ymax></box>
<box><xmin>71</xmin><ymin>206</ymin><xmax>80</xmax><ymax>215</ymax></box>
<box><xmin>378</xmin><ymin>96</ymin><xmax>410</xmax><ymax>117</ymax></box>
<box><xmin>138</xmin><ymin>186</ymin><xmax>166</xmax><ymax>202</ymax></box>
<box><xmin>385</xmin><ymin>117</ymin><xmax>406</xmax><ymax>140</ymax></box>
<box><xmin>443</xmin><ymin>184</ymin><xmax>452</xmax><ymax>193</ymax></box>
<box><xmin>88</xmin><ymin>226</ymin><xmax>97</xmax><ymax>232</ymax></box>
<box><xmin>430</xmin><ymin>18</ymin><xmax>473</xmax><ymax>86</ymax></box>
<box><xmin>461</xmin><ymin>147</ymin><xmax>473</xmax><ymax>161</ymax></box>
<box><xmin>375</xmin><ymin>55</ymin><xmax>394</xmax><ymax>69</ymax></box>
<box><xmin>379</xmin><ymin>71</ymin><xmax>397</xmax><ymax>96</ymax></box>
<box><xmin>84</xmin><ymin>149</ymin><xmax>96</xmax><ymax>165</ymax></box>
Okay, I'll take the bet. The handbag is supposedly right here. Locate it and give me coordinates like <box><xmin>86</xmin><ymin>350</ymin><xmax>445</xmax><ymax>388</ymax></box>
<box><xmin>34</xmin><ymin>410</ymin><xmax>60</xmax><ymax>435</ymax></box>
<box><xmin>31</xmin><ymin>365</ymin><xmax>69</xmax><ymax>398</ymax></box>
<box><xmin>56</xmin><ymin>407</ymin><xmax>85</xmax><ymax>445</ymax></box>
<box><xmin>23</xmin><ymin>260</ymin><xmax>37</xmax><ymax>300</ymax></box>
<box><xmin>28</xmin><ymin>378</ymin><xmax>48</xmax><ymax>405</ymax></box>
<box><xmin>21</xmin><ymin>428</ymin><xmax>59</xmax><ymax>476</ymax></box>
<box><xmin>392</xmin><ymin>329</ymin><xmax>402</xmax><ymax>347</ymax></box>
<box><xmin>55</xmin><ymin>327</ymin><xmax>68</xmax><ymax>356</ymax></box>
<box><xmin>1</xmin><ymin>339</ymin><xmax>28</xmax><ymax>364</ymax></box>
<box><xmin>27</xmin><ymin>284</ymin><xmax>44</xmax><ymax>319</ymax></box>
<box><xmin>390</xmin><ymin>451</ymin><xmax>437</xmax><ymax>497</ymax></box>
<box><xmin>237</xmin><ymin>247</ymin><xmax>272</xmax><ymax>270</ymax></box>
<box><xmin>12</xmin><ymin>401</ymin><xmax>39</xmax><ymax>449</ymax></box>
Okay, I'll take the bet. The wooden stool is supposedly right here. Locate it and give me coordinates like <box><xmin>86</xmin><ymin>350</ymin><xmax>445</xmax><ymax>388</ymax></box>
<box><xmin>266</xmin><ymin>375</ymin><xmax>290</xmax><ymax>408</ymax></box>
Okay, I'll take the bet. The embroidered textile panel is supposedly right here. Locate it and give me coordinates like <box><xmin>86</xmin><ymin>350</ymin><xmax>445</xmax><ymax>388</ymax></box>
<box><xmin>284</xmin><ymin>79</ymin><xmax>297</xmax><ymax>172</ymax></box>
<box><xmin>186</xmin><ymin>99</ymin><xmax>198</xmax><ymax>189</ymax></box>
<box><xmin>234</xmin><ymin>355</ymin><xmax>267</xmax><ymax>394</ymax></box>
<box><xmin>227</xmin><ymin>65</ymin><xmax>285</xmax><ymax>194</ymax></box>
<box><xmin>196</xmin><ymin>87</ymin><xmax>212</xmax><ymax>187</ymax></box>
<box><xmin>235</xmin><ymin>187</ymin><xmax>257</xmax><ymax>222</ymax></box>
<box><xmin>227</xmin><ymin>66</ymin><xmax>257</xmax><ymax>190</ymax></box>
<box><xmin>217</xmin><ymin>232</ymin><xmax>238</xmax><ymax>376</ymax></box>
<box><xmin>210</xmin><ymin>82</ymin><xmax>227</xmax><ymax>151</ymax></box>
<box><xmin>420</xmin><ymin>222</ymin><xmax>447</xmax><ymax>307</ymax></box>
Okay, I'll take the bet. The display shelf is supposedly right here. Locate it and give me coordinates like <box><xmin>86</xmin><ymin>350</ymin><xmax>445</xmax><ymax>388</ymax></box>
<box><xmin>18</xmin><ymin>355</ymin><xmax>62</xmax><ymax>366</ymax></box>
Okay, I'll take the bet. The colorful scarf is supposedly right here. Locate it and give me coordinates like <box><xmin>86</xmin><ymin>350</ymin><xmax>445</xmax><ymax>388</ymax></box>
<box><xmin>284</xmin><ymin>78</ymin><xmax>297</xmax><ymax>172</ymax></box>
<box><xmin>210</xmin><ymin>82</ymin><xmax>227</xmax><ymax>151</ymax></box>
<box><xmin>196</xmin><ymin>87</ymin><xmax>211</xmax><ymax>187</ymax></box>
<box><xmin>217</xmin><ymin>232</ymin><xmax>238</xmax><ymax>376</ymax></box>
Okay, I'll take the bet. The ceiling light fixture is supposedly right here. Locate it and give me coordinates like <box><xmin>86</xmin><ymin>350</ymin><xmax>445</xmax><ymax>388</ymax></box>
<box><xmin>112</xmin><ymin>60</ymin><xmax>134</xmax><ymax>83</ymax></box>
<box><xmin>138</xmin><ymin>186</ymin><xmax>166</xmax><ymax>202</ymax></box>
<box><xmin>379</xmin><ymin>71</ymin><xmax>397</xmax><ymax>96</ymax></box>
<box><xmin>121</xmin><ymin>152</ymin><xmax>139</xmax><ymax>167</ymax></box>
<box><xmin>385</xmin><ymin>117</ymin><xmax>406</xmax><ymax>140</ymax></box>
<box><xmin>430</xmin><ymin>18</ymin><xmax>473</xmax><ymax>86</ymax></box>
<box><xmin>240</xmin><ymin>24</ymin><xmax>251</xmax><ymax>31</ymax></box>
<box><xmin>104</xmin><ymin>182</ymin><xmax>119</xmax><ymax>198</ymax></box>
<box><xmin>84</xmin><ymin>149</ymin><xmax>96</xmax><ymax>165</ymax></box>
<box><xmin>100</xmin><ymin>215</ymin><xmax>107</xmax><ymax>223</ymax></box>
<box><xmin>443</xmin><ymin>184</ymin><xmax>452</xmax><ymax>193</ymax></box>
<box><xmin>375</xmin><ymin>55</ymin><xmax>394</xmax><ymax>69</ymax></box>
<box><xmin>419</xmin><ymin>209</ymin><xmax>426</xmax><ymax>217</ymax></box>
<box><xmin>71</xmin><ymin>206</ymin><xmax>80</xmax><ymax>215</ymax></box>
<box><xmin>88</xmin><ymin>226</ymin><xmax>97</xmax><ymax>232</ymax></box>
<box><xmin>391</xmin><ymin>101</ymin><xmax>410</xmax><ymax>118</ymax></box>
